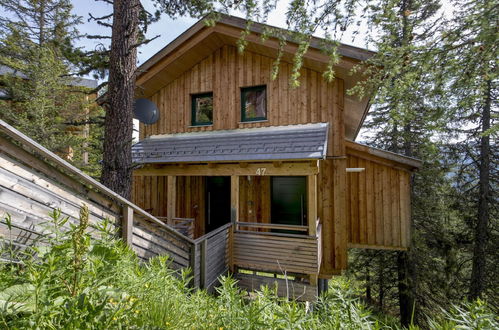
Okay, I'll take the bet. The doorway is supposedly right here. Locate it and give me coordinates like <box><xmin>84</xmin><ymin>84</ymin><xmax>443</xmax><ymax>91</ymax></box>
<box><xmin>205</xmin><ymin>176</ymin><xmax>231</xmax><ymax>232</ymax></box>
<box><xmin>271</xmin><ymin>176</ymin><xmax>307</xmax><ymax>227</ymax></box>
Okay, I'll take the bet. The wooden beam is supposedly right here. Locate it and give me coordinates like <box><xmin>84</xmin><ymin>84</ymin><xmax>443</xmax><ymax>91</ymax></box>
<box><xmin>134</xmin><ymin>161</ymin><xmax>319</xmax><ymax>177</ymax></box>
<box><xmin>167</xmin><ymin>176</ymin><xmax>176</xmax><ymax>225</ymax></box>
<box><xmin>122</xmin><ymin>205</ymin><xmax>133</xmax><ymax>246</ymax></box>
<box><xmin>307</xmin><ymin>175</ymin><xmax>318</xmax><ymax>237</ymax></box>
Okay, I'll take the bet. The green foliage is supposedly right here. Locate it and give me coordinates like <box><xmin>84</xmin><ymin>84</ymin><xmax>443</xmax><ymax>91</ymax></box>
<box><xmin>2</xmin><ymin>209</ymin><xmax>496</xmax><ymax>329</ymax></box>
<box><xmin>0</xmin><ymin>0</ymin><xmax>104</xmax><ymax>177</ymax></box>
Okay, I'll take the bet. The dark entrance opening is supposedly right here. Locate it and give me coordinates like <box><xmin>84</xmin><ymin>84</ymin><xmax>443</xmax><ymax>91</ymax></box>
<box><xmin>271</xmin><ymin>176</ymin><xmax>307</xmax><ymax>228</ymax></box>
<box><xmin>205</xmin><ymin>176</ymin><xmax>231</xmax><ymax>232</ymax></box>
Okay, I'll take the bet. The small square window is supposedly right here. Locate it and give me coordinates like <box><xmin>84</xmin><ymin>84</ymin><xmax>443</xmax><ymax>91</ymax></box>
<box><xmin>241</xmin><ymin>86</ymin><xmax>267</xmax><ymax>122</ymax></box>
<box><xmin>191</xmin><ymin>92</ymin><xmax>213</xmax><ymax>126</ymax></box>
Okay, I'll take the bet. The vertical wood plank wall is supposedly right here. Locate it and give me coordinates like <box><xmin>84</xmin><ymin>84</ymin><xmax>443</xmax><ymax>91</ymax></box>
<box><xmin>139</xmin><ymin>45</ymin><xmax>345</xmax><ymax>158</ymax></box>
<box><xmin>346</xmin><ymin>154</ymin><xmax>411</xmax><ymax>249</ymax></box>
<box><xmin>238</xmin><ymin>176</ymin><xmax>271</xmax><ymax>225</ymax></box>
<box><xmin>132</xmin><ymin>176</ymin><xmax>206</xmax><ymax>238</ymax></box>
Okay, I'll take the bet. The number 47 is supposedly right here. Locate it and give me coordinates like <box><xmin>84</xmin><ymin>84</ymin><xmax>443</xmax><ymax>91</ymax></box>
<box><xmin>255</xmin><ymin>168</ymin><xmax>266</xmax><ymax>176</ymax></box>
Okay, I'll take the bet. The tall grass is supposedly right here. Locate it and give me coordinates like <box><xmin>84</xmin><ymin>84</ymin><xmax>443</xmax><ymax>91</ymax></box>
<box><xmin>0</xmin><ymin>207</ymin><xmax>496</xmax><ymax>329</ymax></box>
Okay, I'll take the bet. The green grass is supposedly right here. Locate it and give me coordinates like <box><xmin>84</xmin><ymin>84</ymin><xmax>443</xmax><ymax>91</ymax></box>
<box><xmin>0</xmin><ymin>207</ymin><xmax>497</xmax><ymax>329</ymax></box>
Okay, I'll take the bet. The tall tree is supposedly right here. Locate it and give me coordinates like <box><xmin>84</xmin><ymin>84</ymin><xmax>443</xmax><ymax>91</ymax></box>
<box><xmin>0</xmin><ymin>0</ymin><xmax>99</xmax><ymax>166</ymax></box>
<box><xmin>99</xmin><ymin>0</ymin><xmax>140</xmax><ymax>200</ymax></box>
<box><xmin>92</xmin><ymin>0</ymin><xmax>216</xmax><ymax>198</ymax></box>
<box><xmin>439</xmin><ymin>0</ymin><xmax>498</xmax><ymax>301</ymax></box>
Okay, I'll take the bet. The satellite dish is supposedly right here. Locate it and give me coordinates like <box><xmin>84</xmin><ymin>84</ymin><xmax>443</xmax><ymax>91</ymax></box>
<box><xmin>133</xmin><ymin>98</ymin><xmax>159</xmax><ymax>125</ymax></box>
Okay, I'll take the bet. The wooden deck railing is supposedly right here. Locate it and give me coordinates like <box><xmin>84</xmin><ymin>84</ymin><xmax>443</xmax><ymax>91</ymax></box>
<box><xmin>232</xmin><ymin>221</ymin><xmax>321</xmax><ymax>276</ymax></box>
<box><xmin>156</xmin><ymin>216</ymin><xmax>195</xmax><ymax>239</ymax></box>
<box><xmin>172</xmin><ymin>217</ymin><xmax>195</xmax><ymax>238</ymax></box>
<box><xmin>190</xmin><ymin>223</ymin><xmax>231</xmax><ymax>290</ymax></box>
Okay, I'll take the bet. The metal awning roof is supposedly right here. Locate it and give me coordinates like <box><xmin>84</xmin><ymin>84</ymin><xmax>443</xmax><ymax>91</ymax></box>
<box><xmin>132</xmin><ymin>123</ymin><xmax>329</xmax><ymax>164</ymax></box>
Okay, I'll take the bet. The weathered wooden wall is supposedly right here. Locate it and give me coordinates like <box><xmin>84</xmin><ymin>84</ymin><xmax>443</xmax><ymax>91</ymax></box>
<box><xmin>346</xmin><ymin>153</ymin><xmax>411</xmax><ymax>250</ymax></box>
<box><xmin>0</xmin><ymin>135</ymin><xmax>120</xmax><ymax>250</ymax></box>
<box><xmin>131</xmin><ymin>176</ymin><xmax>168</xmax><ymax>217</ymax></box>
<box><xmin>140</xmin><ymin>44</ymin><xmax>345</xmax><ymax>158</ymax></box>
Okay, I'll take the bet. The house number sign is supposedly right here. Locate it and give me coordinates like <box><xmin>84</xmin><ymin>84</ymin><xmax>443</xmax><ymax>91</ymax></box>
<box><xmin>255</xmin><ymin>168</ymin><xmax>267</xmax><ymax>176</ymax></box>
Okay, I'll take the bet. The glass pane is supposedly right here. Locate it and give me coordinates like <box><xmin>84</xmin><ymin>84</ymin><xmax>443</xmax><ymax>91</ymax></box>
<box><xmin>194</xmin><ymin>95</ymin><xmax>213</xmax><ymax>124</ymax></box>
<box><xmin>243</xmin><ymin>88</ymin><xmax>266</xmax><ymax>120</ymax></box>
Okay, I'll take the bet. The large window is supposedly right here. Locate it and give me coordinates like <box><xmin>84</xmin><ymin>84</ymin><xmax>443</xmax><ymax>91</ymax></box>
<box><xmin>191</xmin><ymin>92</ymin><xmax>213</xmax><ymax>126</ymax></box>
<box><xmin>241</xmin><ymin>85</ymin><xmax>267</xmax><ymax>122</ymax></box>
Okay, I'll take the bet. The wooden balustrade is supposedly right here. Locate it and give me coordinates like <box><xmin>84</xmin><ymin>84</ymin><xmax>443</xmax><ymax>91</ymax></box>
<box><xmin>232</xmin><ymin>221</ymin><xmax>321</xmax><ymax>276</ymax></box>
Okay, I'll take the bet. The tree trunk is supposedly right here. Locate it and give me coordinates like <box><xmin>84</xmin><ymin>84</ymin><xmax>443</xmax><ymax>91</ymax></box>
<box><xmin>469</xmin><ymin>80</ymin><xmax>491</xmax><ymax>300</ymax></box>
<box><xmin>100</xmin><ymin>0</ymin><xmax>140</xmax><ymax>200</ymax></box>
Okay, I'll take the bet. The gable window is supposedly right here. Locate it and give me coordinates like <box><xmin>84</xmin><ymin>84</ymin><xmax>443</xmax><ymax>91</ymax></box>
<box><xmin>191</xmin><ymin>92</ymin><xmax>213</xmax><ymax>126</ymax></box>
<box><xmin>241</xmin><ymin>85</ymin><xmax>267</xmax><ymax>122</ymax></box>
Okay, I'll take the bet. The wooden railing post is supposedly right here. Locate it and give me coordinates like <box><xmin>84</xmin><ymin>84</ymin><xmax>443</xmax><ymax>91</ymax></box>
<box><xmin>190</xmin><ymin>243</ymin><xmax>198</xmax><ymax>288</ymax></box>
<box><xmin>122</xmin><ymin>205</ymin><xmax>133</xmax><ymax>246</ymax></box>
<box><xmin>200</xmin><ymin>239</ymin><xmax>208</xmax><ymax>289</ymax></box>
<box><xmin>228</xmin><ymin>223</ymin><xmax>234</xmax><ymax>272</ymax></box>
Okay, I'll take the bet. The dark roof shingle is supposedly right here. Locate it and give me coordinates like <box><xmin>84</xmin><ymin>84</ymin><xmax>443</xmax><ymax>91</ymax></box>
<box><xmin>132</xmin><ymin>123</ymin><xmax>329</xmax><ymax>164</ymax></box>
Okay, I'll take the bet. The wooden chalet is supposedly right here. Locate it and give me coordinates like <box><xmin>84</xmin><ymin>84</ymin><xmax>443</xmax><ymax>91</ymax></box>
<box><xmin>131</xmin><ymin>15</ymin><xmax>422</xmax><ymax>297</ymax></box>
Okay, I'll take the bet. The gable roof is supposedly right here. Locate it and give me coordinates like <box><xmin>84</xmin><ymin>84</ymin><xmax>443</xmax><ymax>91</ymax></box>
<box><xmin>132</xmin><ymin>123</ymin><xmax>329</xmax><ymax>164</ymax></box>
<box><xmin>136</xmin><ymin>14</ymin><xmax>374</xmax><ymax>140</ymax></box>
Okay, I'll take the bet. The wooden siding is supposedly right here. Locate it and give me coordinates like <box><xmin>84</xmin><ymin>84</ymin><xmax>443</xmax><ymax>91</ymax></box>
<box><xmin>317</xmin><ymin>159</ymin><xmax>347</xmax><ymax>275</ymax></box>
<box><xmin>346</xmin><ymin>153</ymin><xmax>411</xmax><ymax>249</ymax></box>
<box><xmin>140</xmin><ymin>45</ymin><xmax>345</xmax><ymax>157</ymax></box>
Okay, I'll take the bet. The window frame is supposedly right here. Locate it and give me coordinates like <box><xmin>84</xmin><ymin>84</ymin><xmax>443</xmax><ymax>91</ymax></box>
<box><xmin>191</xmin><ymin>92</ymin><xmax>214</xmax><ymax>126</ymax></box>
<box><xmin>240</xmin><ymin>85</ymin><xmax>267</xmax><ymax>122</ymax></box>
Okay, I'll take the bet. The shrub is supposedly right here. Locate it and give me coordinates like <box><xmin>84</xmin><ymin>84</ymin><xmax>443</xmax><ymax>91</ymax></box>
<box><xmin>0</xmin><ymin>207</ymin><xmax>496</xmax><ymax>329</ymax></box>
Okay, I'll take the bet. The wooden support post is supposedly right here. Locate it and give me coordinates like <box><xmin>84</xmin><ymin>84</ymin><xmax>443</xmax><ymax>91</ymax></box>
<box><xmin>230</xmin><ymin>176</ymin><xmax>239</xmax><ymax>224</ymax></box>
<box><xmin>167</xmin><ymin>175</ymin><xmax>176</xmax><ymax>225</ymax></box>
<box><xmin>309</xmin><ymin>274</ymin><xmax>318</xmax><ymax>286</ymax></box>
<box><xmin>307</xmin><ymin>174</ymin><xmax>317</xmax><ymax>236</ymax></box>
<box><xmin>122</xmin><ymin>205</ymin><xmax>133</xmax><ymax>246</ymax></box>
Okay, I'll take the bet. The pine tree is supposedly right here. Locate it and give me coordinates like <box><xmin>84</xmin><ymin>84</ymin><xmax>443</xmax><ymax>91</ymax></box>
<box><xmin>439</xmin><ymin>0</ymin><xmax>498</xmax><ymax>302</ymax></box>
<box><xmin>0</xmin><ymin>0</ymin><xmax>102</xmax><ymax>174</ymax></box>
<box><xmin>91</xmin><ymin>0</ymin><xmax>216</xmax><ymax>199</ymax></box>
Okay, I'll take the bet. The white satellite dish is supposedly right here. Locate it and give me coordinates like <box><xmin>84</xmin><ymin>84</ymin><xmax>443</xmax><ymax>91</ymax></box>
<box><xmin>134</xmin><ymin>98</ymin><xmax>159</xmax><ymax>125</ymax></box>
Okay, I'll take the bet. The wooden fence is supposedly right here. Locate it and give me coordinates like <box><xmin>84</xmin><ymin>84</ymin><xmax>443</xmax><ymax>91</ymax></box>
<box><xmin>0</xmin><ymin>120</ymin><xmax>228</xmax><ymax>290</ymax></box>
